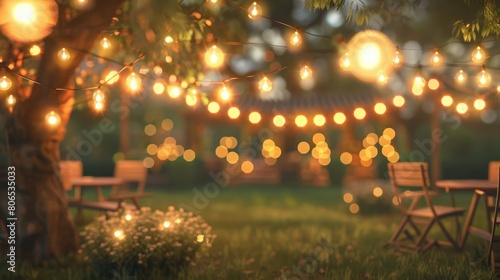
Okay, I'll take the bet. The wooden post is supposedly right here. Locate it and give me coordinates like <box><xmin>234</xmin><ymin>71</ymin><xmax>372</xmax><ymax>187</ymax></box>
<box><xmin>430</xmin><ymin>91</ymin><xmax>442</xmax><ymax>182</ymax></box>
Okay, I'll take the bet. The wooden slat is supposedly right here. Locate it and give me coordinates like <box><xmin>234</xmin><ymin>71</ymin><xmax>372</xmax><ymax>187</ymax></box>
<box><xmin>489</xmin><ymin>162</ymin><xmax>500</xmax><ymax>182</ymax></box>
<box><xmin>60</xmin><ymin>161</ymin><xmax>83</xmax><ymax>190</ymax></box>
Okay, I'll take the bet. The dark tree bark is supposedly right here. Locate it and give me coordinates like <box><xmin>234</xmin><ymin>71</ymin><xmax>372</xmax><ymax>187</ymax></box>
<box><xmin>0</xmin><ymin>0</ymin><xmax>125</xmax><ymax>262</ymax></box>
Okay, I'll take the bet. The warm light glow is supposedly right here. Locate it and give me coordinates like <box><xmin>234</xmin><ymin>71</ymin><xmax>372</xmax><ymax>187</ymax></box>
<box><xmin>441</xmin><ymin>95</ymin><xmax>453</xmax><ymax>107</ymax></box>
<box><xmin>392</xmin><ymin>95</ymin><xmax>405</xmax><ymax>107</ymax></box>
<box><xmin>297</xmin><ymin>142</ymin><xmax>310</xmax><ymax>154</ymax></box>
<box><xmin>6</xmin><ymin>94</ymin><xmax>16</xmax><ymax>106</ymax></box>
<box><xmin>204</xmin><ymin>45</ymin><xmax>224</xmax><ymax>68</ymax></box>
<box><xmin>476</xmin><ymin>69</ymin><xmax>491</xmax><ymax>88</ymax></box>
<box><xmin>353</xmin><ymin>108</ymin><xmax>366</xmax><ymax>120</ymax></box>
<box><xmin>126</xmin><ymin>72</ymin><xmax>141</xmax><ymax>92</ymax></box>
<box><xmin>183</xmin><ymin>149</ymin><xmax>196</xmax><ymax>162</ymax></box>
<box><xmin>273</xmin><ymin>115</ymin><xmax>286</xmax><ymax>127</ymax></box>
<box><xmin>215</xmin><ymin>146</ymin><xmax>228</xmax><ymax>158</ymax></box>
<box><xmin>412</xmin><ymin>74</ymin><xmax>426</xmax><ymax>96</ymax></box>
<box><xmin>241</xmin><ymin>161</ymin><xmax>254</xmax><ymax>173</ymax></box>
<box><xmin>249</xmin><ymin>111</ymin><xmax>261</xmax><ymax>124</ymax></box>
<box><xmin>100</xmin><ymin>37</ymin><xmax>111</xmax><ymax>49</ymax></box>
<box><xmin>258</xmin><ymin>75</ymin><xmax>272</xmax><ymax>92</ymax></box>
<box><xmin>313</xmin><ymin>114</ymin><xmax>326</xmax><ymax>126</ymax></box>
<box><xmin>474</xmin><ymin>98</ymin><xmax>486</xmax><ymax>111</ymax></box>
<box><xmin>164</xmin><ymin>36</ymin><xmax>174</xmax><ymax>44</ymax></box>
<box><xmin>430</xmin><ymin>51</ymin><xmax>443</xmax><ymax>66</ymax></box>
<box><xmin>93</xmin><ymin>89</ymin><xmax>104</xmax><ymax>102</ymax></box>
<box><xmin>454</xmin><ymin>69</ymin><xmax>467</xmax><ymax>84</ymax></box>
<box><xmin>383</xmin><ymin>128</ymin><xmax>396</xmax><ymax>139</ymax></box>
<box><xmin>339</xmin><ymin>52</ymin><xmax>350</xmax><ymax>71</ymax></box>
<box><xmin>104</xmin><ymin>70</ymin><xmax>119</xmax><ymax>84</ymax></box>
<box><xmin>13</xmin><ymin>3</ymin><xmax>36</xmax><ymax>24</ymax></box>
<box><xmin>168</xmin><ymin>86</ymin><xmax>181</xmax><ymax>98</ymax></box>
<box><xmin>456</xmin><ymin>102</ymin><xmax>468</xmax><ymax>114</ymax></box>
<box><xmin>428</xmin><ymin>79</ymin><xmax>440</xmax><ymax>90</ymax></box>
<box><xmin>45</xmin><ymin>111</ymin><xmax>61</xmax><ymax>126</ymax></box>
<box><xmin>219</xmin><ymin>85</ymin><xmax>231</xmax><ymax>102</ymax></box>
<box><xmin>228</xmin><ymin>107</ymin><xmax>240</xmax><ymax>119</ymax></box>
<box><xmin>207</xmin><ymin>101</ymin><xmax>220</xmax><ymax>114</ymax></box>
<box><xmin>175</xmin><ymin>218</ymin><xmax>181</xmax><ymax>224</ymax></box>
<box><xmin>185</xmin><ymin>94</ymin><xmax>198</xmax><ymax>107</ymax></box>
<box><xmin>114</xmin><ymin>230</ymin><xmax>124</xmax><ymax>240</ymax></box>
<box><xmin>358</xmin><ymin>43</ymin><xmax>381</xmax><ymax>70</ymax></box>
<box><xmin>94</xmin><ymin>101</ymin><xmax>103</xmax><ymax>111</ymax></box>
<box><xmin>349</xmin><ymin>203</ymin><xmax>360</xmax><ymax>214</ymax></box>
<box><xmin>247</xmin><ymin>2</ymin><xmax>262</xmax><ymax>19</ymax></box>
<box><xmin>125</xmin><ymin>214</ymin><xmax>132</xmax><ymax>221</ymax></box>
<box><xmin>312</xmin><ymin>133</ymin><xmax>325</xmax><ymax>144</ymax></box>
<box><xmin>333</xmin><ymin>112</ymin><xmax>346</xmax><ymax>124</ymax></box>
<box><xmin>300</xmin><ymin>65</ymin><xmax>312</xmax><ymax>80</ymax></box>
<box><xmin>472</xmin><ymin>46</ymin><xmax>486</xmax><ymax>63</ymax></box>
<box><xmin>373</xmin><ymin>187</ymin><xmax>383</xmax><ymax>197</ymax></box>
<box><xmin>343</xmin><ymin>193</ymin><xmax>353</xmax><ymax>203</ymax></box>
<box><xmin>295</xmin><ymin>115</ymin><xmax>307</xmax><ymax>127</ymax></box>
<box><xmin>153</xmin><ymin>82</ymin><xmax>165</xmax><ymax>94</ymax></box>
<box><xmin>197</xmin><ymin>234</ymin><xmax>204</xmax><ymax>243</ymax></box>
<box><xmin>377</xmin><ymin>72</ymin><xmax>389</xmax><ymax>85</ymax></box>
<box><xmin>374</xmin><ymin>103</ymin><xmax>387</xmax><ymax>115</ymax></box>
<box><xmin>340</xmin><ymin>152</ymin><xmax>353</xmax><ymax>165</ymax></box>
<box><xmin>393</xmin><ymin>50</ymin><xmax>403</xmax><ymax>67</ymax></box>
<box><xmin>163</xmin><ymin>221</ymin><xmax>171</xmax><ymax>228</ymax></box>
<box><xmin>290</xmin><ymin>30</ymin><xmax>302</xmax><ymax>46</ymax></box>
<box><xmin>0</xmin><ymin>76</ymin><xmax>12</xmax><ymax>91</ymax></box>
<box><xmin>58</xmin><ymin>48</ymin><xmax>70</xmax><ymax>62</ymax></box>
<box><xmin>29</xmin><ymin>45</ymin><xmax>41</xmax><ymax>56</ymax></box>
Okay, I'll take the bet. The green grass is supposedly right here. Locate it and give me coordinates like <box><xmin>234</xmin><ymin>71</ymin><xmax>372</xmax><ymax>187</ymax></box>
<box><xmin>2</xmin><ymin>185</ymin><xmax>497</xmax><ymax>279</ymax></box>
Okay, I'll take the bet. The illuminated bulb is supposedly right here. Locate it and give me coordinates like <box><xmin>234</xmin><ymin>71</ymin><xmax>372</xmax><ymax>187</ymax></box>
<box><xmin>175</xmin><ymin>218</ymin><xmax>181</xmax><ymax>224</ymax></box>
<box><xmin>164</xmin><ymin>36</ymin><xmax>174</xmax><ymax>44</ymax></box>
<box><xmin>207</xmin><ymin>101</ymin><xmax>220</xmax><ymax>114</ymax></box>
<box><xmin>476</xmin><ymin>68</ymin><xmax>491</xmax><ymax>88</ymax></box>
<box><xmin>92</xmin><ymin>89</ymin><xmax>105</xmax><ymax>102</ymax></box>
<box><xmin>393</xmin><ymin>49</ymin><xmax>403</xmax><ymax>67</ymax></box>
<box><xmin>104</xmin><ymin>71</ymin><xmax>119</xmax><ymax>84</ymax></box>
<box><xmin>248</xmin><ymin>2</ymin><xmax>263</xmax><ymax>19</ymax></box>
<box><xmin>228</xmin><ymin>107</ymin><xmax>240</xmax><ymax>119</ymax></box>
<box><xmin>374</xmin><ymin>103</ymin><xmax>387</xmax><ymax>115</ymax></box>
<box><xmin>339</xmin><ymin>52</ymin><xmax>350</xmax><ymax>71</ymax></box>
<box><xmin>258</xmin><ymin>75</ymin><xmax>272</xmax><ymax>92</ymax></box>
<box><xmin>58</xmin><ymin>48</ymin><xmax>70</xmax><ymax>62</ymax></box>
<box><xmin>204</xmin><ymin>45</ymin><xmax>224</xmax><ymax>68</ymax></box>
<box><xmin>13</xmin><ymin>3</ymin><xmax>36</xmax><ymax>24</ymax></box>
<box><xmin>313</xmin><ymin>114</ymin><xmax>326</xmax><ymax>126</ymax></box>
<box><xmin>441</xmin><ymin>95</ymin><xmax>453</xmax><ymax>107</ymax></box>
<box><xmin>290</xmin><ymin>31</ymin><xmax>302</xmax><ymax>46</ymax></box>
<box><xmin>412</xmin><ymin>74</ymin><xmax>426</xmax><ymax>96</ymax></box>
<box><xmin>333</xmin><ymin>112</ymin><xmax>346</xmax><ymax>124</ymax></box>
<box><xmin>454</xmin><ymin>70</ymin><xmax>467</xmax><ymax>84</ymax></box>
<box><xmin>163</xmin><ymin>221</ymin><xmax>171</xmax><ymax>228</ymax></box>
<box><xmin>353</xmin><ymin>108</ymin><xmax>366</xmax><ymax>120</ymax></box>
<box><xmin>125</xmin><ymin>214</ymin><xmax>132</xmax><ymax>221</ymax></box>
<box><xmin>126</xmin><ymin>72</ymin><xmax>142</xmax><ymax>92</ymax></box>
<box><xmin>100</xmin><ymin>37</ymin><xmax>111</xmax><ymax>49</ymax></box>
<box><xmin>456</xmin><ymin>103</ymin><xmax>468</xmax><ymax>114</ymax></box>
<box><xmin>185</xmin><ymin>94</ymin><xmax>198</xmax><ymax>107</ymax></box>
<box><xmin>0</xmin><ymin>76</ymin><xmax>12</xmax><ymax>91</ymax></box>
<box><xmin>377</xmin><ymin>73</ymin><xmax>389</xmax><ymax>85</ymax></box>
<box><xmin>300</xmin><ymin>65</ymin><xmax>312</xmax><ymax>80</ymax></box>
<box><xmin>168</xmin><ymin>86</ymin><xmax>181</xmax><ymax>98</ymax></box>
<box><xmin>6</xmin><ymin>95</ymin><xmax>16</xmax><ymax>106</ymax></box>
<box><xmin>153</xmin><ymin>82</ymin><xmax>165</xmax><ymax>94</ymax></box>
<box><xmin>428</xmin><ymin>79</ymin><xmax>440</xmax><ymax>90</ymax></box>
<box><xmin>474</xmin><ymin>99</ymin><xmax>486</xmax><ymax>111</ymax></box>
<box><xmin>472</xmin><ymin>46</ymin><xmax>486</xmax><ymax>63</ymax></box>
<box><xmin>114</xmin><ymin>230</ymin><xmax>124</xmax><ymax>239</ymax></box>
<box><xmin>430</xmin><ymin>51</ymin><xmax>443</xmax><ymax>66</ymax></box>
<box><xmin>219</xmin><ymin>85</ymin><xmax>231</xmax><ymax>101</ymax></box>
<box><xmin>209</xmin><ymin>0</ymin><xmax>218</xmax><ymax>3</ymax></box>
<box><xmin>94</xmin><ymin>102</ymin><xmax>103</xmax><ymax>111</ymax></box>
<box><xmin>249</xmin><ymin>111</ymin><xmax>261</xmax><ymax>124</ymax></box>
<box><xmin>393</xmin><ymin>95</ymin><xmax>405</xmax><ymax>107</ymax></box>
<box><xmin>295</xmin><ymin>115</ymin><xmax>307</xmax><ymax>127</ymax></box>
<box><xmin>45</xmin><ymin>111</ymin><xmax>61</xmax><ymax>126</ymax></box>
<box><xmin>29</xmin><ymin>45</ymin><xmax>41</xmax><ymax>56</ymax></box>
<box><xmin>273</xmin><ymin>115</ymin><xmax>286</xmax><ymax>127</ymax></box>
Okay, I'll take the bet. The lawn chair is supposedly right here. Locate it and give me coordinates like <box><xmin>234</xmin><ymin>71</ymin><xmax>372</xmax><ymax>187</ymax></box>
<box><xmin>386</xmin><ymin>162</ymin><xmax>465</xmax><ymax>252</ymax></box>
<box><xmin>108</xmin><ymin>160</ymin><xmax>151</xmax><ymax>209</ymax></box>
<box><xmin>59</xmin><ymin>160</ymin><xmax>83</xmax><ymax>201</ymax></box>
<box><xmin>486</xmin><ymin>166</ymin><xmax>500</xmax><ymax>274</ymax></box>
<box><xmin>484</xmin><ymin>162</ymin><xmax>500</xmax><ymax>230</ymax></box>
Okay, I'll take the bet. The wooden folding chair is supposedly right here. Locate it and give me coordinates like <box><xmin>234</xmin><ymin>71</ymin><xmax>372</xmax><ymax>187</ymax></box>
<box><xmin>108</xmin><ymin>160</ymin><xmax>151</xmax><ymax>209</ymax></box>
<box><xmin>59</xmin><ymin>160</ymin><xmax>83</xmax><ymax>201</ymax></box>
<box><xmin>487</xmin><ymin>166</ymin><xmax>500</xmax><ymax>273</ymax></box>
<box><xmin>484</xmin><ymin>162</ymin><xmax>500</xmax><ymax>230</ymax></box>
<box><xmin>386</xmin><ymin>162</ymin><xmax>465</xmax><ymax>252</ymax></box>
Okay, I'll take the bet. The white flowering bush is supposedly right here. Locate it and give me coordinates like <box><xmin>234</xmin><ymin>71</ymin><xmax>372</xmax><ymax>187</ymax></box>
<box><xmin>78</xmin><ymin>206</ymin><xmax>215</xmax><ymax>278</ymax></box>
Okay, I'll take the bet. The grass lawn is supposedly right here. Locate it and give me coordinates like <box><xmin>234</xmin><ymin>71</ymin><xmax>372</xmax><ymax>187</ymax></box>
<box><xmin>2</xmin><ymin>185</ymin><xmax>496</xmax><ymax>279</ymax></box>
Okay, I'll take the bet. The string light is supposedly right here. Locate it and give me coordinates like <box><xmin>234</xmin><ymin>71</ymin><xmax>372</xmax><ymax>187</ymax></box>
<box><xmin>249</xmin><ymin>111</ymin><xmax>261</xmax><ymax>124</ymax></box>
<box><xmin>313</xmin><ymin>114</ymin><xmax>326</xmax><ymax>126</ymax></box>
<box><xmin>456</xmin><ymin>102</ymin><xmax>468</xmax><ymax>114</ymax></box>
<box><xmin>441</xmin><ymin>95</ymin><xmax>453</xmax><ymax>107</ymax></box>
<box><xmin>185</xmin><ymin>93</ymin><xmax>198</xmax><ymax>107</ymax></box>
<box><xmin>13</xmin><ymin>3</ymin><xmax>36</xmax><ymax>24</ymax></box>
<box><xmin>353</xmin><ymin>108</ymin><xmax>366</xmax><ymax>120</ymax></box>
<box><xmin>474</xmin><ymin>98</ymin><xmax>486</xmax><ymax>110</ymax></box>
<box><xmin>29</xmin><ymin>45</ymin><xmax>41</xmax><ymax>56</ymax></box>
<box><xmin>377</xmin><ymin>72</ymin><xmax>389</xmax><ymax>85</ymax></box>
<box><xmin>153</xmin><ymin>81</ymin><xmax>165</xmax><ymax>94</ymax></box>
<box><xmin>428</xmin><ymin>78</ymin><xmax>440</xmax><ymax>90</ymax></box>
<box><xmin>45</xmin><ymin>111</ymin><xmax>61</xmax><ymax>126</ymax></box>
<box><xmin>392</xmin><ymin>95</ymin><xmax>405</xmax><ymax>107</ymax></box>
<box><xmin>92</xmin><ymin>89</ymin><xmax>105</xmax><ymax>102</ymax></box>
<box><xmin>164</xmin><ymin>36</ymin><xmax>174</xmax><ymax>44</ymax></box>
<box><xmin>100</xmin><ymin>37</ymin><xmax>111</xmax><ymax>49</ymax></box>
<box><xmin>208</xmin><ymin>0</ymin><xmax>218</xmax><ymax>3</ymax></box>
<box><xmin>0</xmin><ymin>76</ymin><xmax>12</xmax><ymax>91</ymax></box>
<box><xmin>333</xmin><ymin>112</ymin><xmax>346</xmax><ymax>124</ymax></box>
<box><xmin>204</xmin><ymin>45</ymin><xmax>224</xmax><ymax>68</ymax></box>
<box><xmin>273</xmin><ymin>114</ymin><xmax>286</xmax><ymax>127</ymax></box>
<box><xmin>94</xmin><ymin>101</ymin><xmax>104</xmax><ymax>111</ymax></box>
<box><xmin>58</xmin><ymin>48</ymin><xmax>70</xmax><ymax>62</ymax></box>
<box><xmin>471</xmin><ymin>46</ymin><xmax>486</xmax><ymax>63</ymax></box>
<box><xmin>454</xmin><ymin>69</ymin><xmax>467</xmax><ymax>84</ymax></box>
<box><xmin>207</xmin><ymin>101</ymin><xmax>220</xmax><ymax>113</ymax></box>
<box><xmin>295</xmin><ymin>115</ymin><xmax>307</xmax><ymax>127</ymax></box>
<box><xmin>167</xmin><ymin>85</ymin><xmax>181</xmax><ymax>98</ymax></box>
<box><xmin>393</xmin><ymin>48</ymin><xmax>403</xmax><ymax>67</ymax></box>
<box><xmin>219</xmin><ymin>85</ymin><xmax>231</xmax><ymax>101</ymax></box>
<box><xmin>411</xmin><ymin>72</ymin><xmax>426</xmax><ymax>96</ymax></box>
<box><xmin>126</xmin><ymin>72</ymin><xmax>142</xmax><ymax>92</ymax></box>
<box><xmin>114</xmin><ymin>230</ymin><xmax>124</xmax><ymax>240</ymax></box>
<box><xmin>290</xmin><ymin>30</ymin><xmax>302</xmax><ymax>46</ymax></box>
<box><xmin>258</xmin><ymin>75</ymin><xmax>272</xmax><ymax>92</ymax></box>
<box><xmin>299</xmin><ymin>65</ymin><xmax>312</xmax><ymax>80</ymax></box>
<box><xmin>475</xmin><ymin>67</ymin><xmax>491</xmax><ymax>88</ymax></box>
<box><xmin>228</xmin><ymin>107</ymin><xmax>240</xmax><ymax>119</ymax></box>
<box><xmin>374</xmin><ymin>102</ymin><xmax>387</xmax><ymax>115</ymax></box>
<box><xmin>339</xmin><ymin>52</ymin><xmax>350</xmax><ymax>71</ymax></box>
<box><xmin>430</xmin><ymin>51</ymin><xmax>443</xmax><ymax>66</ymax></box>
<box><xmin>6</xmin><ymin>94</ymin><xmax>16</xmax><ymax>106</ymax></box>
<box><xmin>248</xmin><ymin>2</ymin><xmax>263</xmax><ymax>19</ymax></box>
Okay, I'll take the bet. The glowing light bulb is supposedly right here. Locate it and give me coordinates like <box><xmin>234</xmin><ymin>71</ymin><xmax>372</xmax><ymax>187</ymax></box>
<box><xmin>393</xmin><ymin>95</ymin><xmax>405</xmax><ymax>107</ymax></box>
<box><xmin>204</xmin><ymin>45</ymin><xmax>224</xmax><ymax>68</ymax></box>
<box><xmin>29</xmin><ymin>45</ymin><xmax>41</xmax><ymax>56</ymax></box>
<box><xmin>93</xmin><ymin>89</ymin><xmax>105</xmax><ymax>102</ymax></box>
<box><xmin>412</xmin><ymin>74</ymin><xmax>426</xmax><ymax>96</ymax></box>
<box><xmin>430</xmin><ymin>51</ymin><xmax>442</xmax><ymax>66</ymax></box>
<box><xmin>168</xmin><ymin>86</ymin><xmax>181</xmax><ymax>98</ymax></box>
<box><xmin>100</xmin><ymin>37</ymin><xmax>111</xmax><ymax>49</ymax></box>
<box><xmin>6</xmin><ymin>94</ymin><xmax>16</xmax><ymax>106</ymax></box>
<box><xmin>377</xmin><ymin>72</ymin><xmax>389</xmax><ymax>85</ymax></box>
<box><xmin>58</xmin><ymin>48</ymin><xmax>70</xmax><ymax>62</ymax></box>
<box><xmin>472</xmin><ymin>46</ymin><xmax>486</xmax><ymax>63</ymax></box>
<box><xmin>164</xmin><ymin>36</ymin><xmax>174</xmax><ymax>44</ymax></box>
<box><xmin>476</xmin><ymin>68</ymin><xmax>491</xmax><ymax>88</ymax></box>
<box><xmin>45</xmin><ymin>111</ymin><xmax>61</xmax><ymax>126</ymax></box>
<box><xmin>454</xmin><ymin>70</ymin><xmax>467</xmax><ymax>84</ymax></box>
<box><xmin>374</xmin><ymin>102</ymin><xmax>387</xmax><ymax>115</ymax></box>
<box><xmin>393</xmin><ymin>49</ymin><xmax>403</xmax><ymax>67</ymax></box>
<box><xmin>258</xmin><ymin>75</ymin><xmax>272</xmax><ymax>92</ymax></box>
<box><xmin>339</xmin><ymin>52</ymin><xmax>350</xmax><ymax>71</ymax></box>
<box><xmin>114</xmin><ymin>230</ymin><xmax>124</xmax><ymax>240</ymax></box>
<box><xmin>333</xmin><ymin>112</ymin><xmax>346</xmax><ymax>124</ymax></box>
<box><xmin>300</xmin><ymin>65</ymin><xmax>312</xmax><ymax>80</ymax></box>
<box><xmin>208</xmin><ymin>0</ymin><xmax>218</xmax><ymax>3</ymax></box>
<box><xmin>290</xmin><ymin>31</ymin><xmax>302</xmax><ymax>46</ymax></box>
<box><xmin>13</xmin><ymin>3</ymin><xmax>36</xmax><ymax>24</ymax></box>
<box><xmin>456</xmin><ymin>103</ymin><xmax>468</xmax><ymax>114</ymax></box>
<box><xmin>94</xmin><ymin>101</ymin><xmax>103</xmax><ymax>111</ymax></box>
<box><xmin>0</xmin><ymin>76</ymin><xmax>12</xmax><ymax>91</ymax></box>
<box><xmin>219</xmin><ymin>85</ymin><xmax>231</xmax><ymax>101</ymax></box>
<box><xmin>441</xmin><ymin>95</ymin><xmax>453</xmax><ymax>107</ymax></box>
<box><xmin>163</xmin><ymin>221</ymin><xmax>171</xmax><ymax>228</ymax></box>
<box><xmin>474</xmin><ymin>98</ymin><xmax>486</xmax><ymax>111</ymax></box>
<box><xmin>248</xmin><ymin>2</ymin><xmax>262</xmax><ymax>19</ymax></box>
<box><xmin>126</xmin><ymin>72</ymin><xmax>142</xmax><ymax>92</ymax></box>
<box><xmin>153</xmin><ymin>82</ymin><xmax>165</xmax><ymax>94</ymax></box>
<box><xmin>273</xmin><ymin>115</ymin><xmax>286</xmax><ymax>127</ymax></box>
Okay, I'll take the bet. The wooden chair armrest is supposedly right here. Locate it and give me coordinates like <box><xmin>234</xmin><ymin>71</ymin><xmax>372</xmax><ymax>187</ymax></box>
<box><xmin>108</xmin><ymin>192</ymin><xmax>152</xmax><ymax>201</ymax></box>
<box><xmin>475</xmin><ymin>189</ymin><xmax>485</xmax><ymax>196</ymax></box>
<box><xmin>398</xmin><ymin>191</ymin><xmax>439</xmax><ymax>198</ymax></box>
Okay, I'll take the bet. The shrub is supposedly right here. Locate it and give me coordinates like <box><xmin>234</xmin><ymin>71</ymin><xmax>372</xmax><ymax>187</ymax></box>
<box><xmin>79</xmin><ymin>206</ymin><xmax>215</xmax><ymax>278</ymax></box>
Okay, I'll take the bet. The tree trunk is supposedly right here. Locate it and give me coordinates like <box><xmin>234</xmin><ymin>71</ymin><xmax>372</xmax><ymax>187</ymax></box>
<box><xmin>0</xmin><ymin>0</ymin><xmax>125</xmax><ymax>262</ymax></box>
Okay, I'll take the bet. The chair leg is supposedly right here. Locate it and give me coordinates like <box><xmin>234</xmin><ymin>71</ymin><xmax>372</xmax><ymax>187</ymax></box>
<box><xmin>436</xmin><ymin>218</ymin><xmax>460</xmax><ymax>250</ymax></box>
<box><xmin>415</xmin><ymin>219</ymin><xmax>435</xmax><ymax>249</ymax></box>
<box><xmin>387</xmin><ymin>216</ymin><xmax>410</xmax><ymax>245</ymax></box>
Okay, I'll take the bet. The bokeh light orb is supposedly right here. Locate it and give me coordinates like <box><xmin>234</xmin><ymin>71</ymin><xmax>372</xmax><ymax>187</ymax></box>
<box><xmin>0</xmin><ymin>0</ymin><xmax>58</xmax><ymax>43</ymax></box>
<box><xmin>346</xmin><ymin>30</ymin><xmax>395</xmax><ymax>82</ymax></box>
